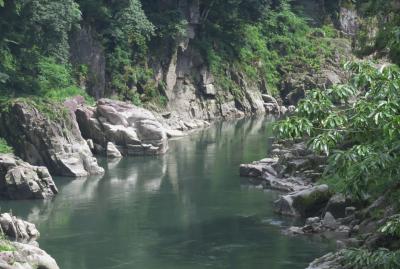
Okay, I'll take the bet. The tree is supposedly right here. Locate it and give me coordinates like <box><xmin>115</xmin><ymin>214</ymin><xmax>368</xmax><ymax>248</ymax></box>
<box><xmin>276</xmin><ymin>61</ymin><xmax>400</xmax><ymax>197</ymax></box>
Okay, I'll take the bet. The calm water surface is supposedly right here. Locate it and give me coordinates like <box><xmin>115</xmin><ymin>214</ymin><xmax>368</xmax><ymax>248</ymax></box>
<box><xmin>2</xmin><ymin>117</ymin><xmax>332</xmax><ymax>269</ymax></box>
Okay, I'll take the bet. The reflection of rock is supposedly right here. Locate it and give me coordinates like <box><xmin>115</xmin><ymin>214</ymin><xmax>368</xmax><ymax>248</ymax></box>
<box><xmin>107</xmin><ymin>158</ymin><xmax>121</xmax><ymax>170</ymax></box>
<box><xmin>0</xmin><ymin>154</ymin><xmax>58</xmax><ymax>200</ymax></box>
<box><xmin>76</xmin><ymin>99</ymin><xmax>168</xmax><ymax>156</ymax></box>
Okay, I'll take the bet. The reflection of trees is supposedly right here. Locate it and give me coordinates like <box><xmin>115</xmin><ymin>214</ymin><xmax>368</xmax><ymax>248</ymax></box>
<box><xmin>3</xmin><ymin>116</ymin><xmax>330</xmax><ymax>269</ymax></box>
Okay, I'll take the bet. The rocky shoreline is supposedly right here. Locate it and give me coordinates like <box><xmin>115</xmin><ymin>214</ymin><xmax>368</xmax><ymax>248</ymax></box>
<box><xmin>240</xmin><ymin>139</ymin><xmax>399</xmax><ymax>268</ymax></box>
<box><xmin>0</xmin><ymin>213</ymin><xmax>59</xmax><ymax>269</ymax></box>
<box><xmin>0</xmin><ymin>93</ymin><xmax>291</xmax><ymax>267</ymax></box>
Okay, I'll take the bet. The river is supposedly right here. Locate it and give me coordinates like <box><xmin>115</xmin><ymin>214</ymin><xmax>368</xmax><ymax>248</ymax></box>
<box><xmin>2</xmin><ymin>116</ymin><xmax>332</xmax><ymax>269</ymax></box>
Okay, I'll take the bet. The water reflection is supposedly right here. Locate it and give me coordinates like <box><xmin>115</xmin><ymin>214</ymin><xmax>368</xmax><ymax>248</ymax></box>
<box><xmin>1</xmin><ymin>116</ymin><xmax>332</xmax><ymax>269</ymax></box>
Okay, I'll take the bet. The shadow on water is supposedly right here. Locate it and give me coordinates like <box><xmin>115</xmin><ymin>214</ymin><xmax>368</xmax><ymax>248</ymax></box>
<box><xmin>1</xmin><ymin>116</ymin><xmax>333</xmax><ymax>269</ymax></box>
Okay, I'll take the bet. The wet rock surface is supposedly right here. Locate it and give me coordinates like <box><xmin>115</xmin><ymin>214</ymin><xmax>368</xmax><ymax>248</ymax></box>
<box><xmin>0</xmin><ymin>154</ymin><xmax>58</xmax><ymax>200</ymax></box>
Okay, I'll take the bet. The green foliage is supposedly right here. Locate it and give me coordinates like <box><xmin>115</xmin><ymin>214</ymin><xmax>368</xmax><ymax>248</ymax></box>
<box><xmin>356</xmin><ymin>0</ymin><xmax>400</xmax><ymax>64</ymax></box>
<box><xmin>380</xmin><ymin>214</ymin><xmax>400</xmax><ymax>237</ymax></box>
<box><xmin>275</xmin><ymin>61</ymin><xmax>400</xmax><ymax>198</ymax></box>
<box><xmin>343</xmin><ymin>248</ymin><xmax>400</xmax><ymax>269</ymax></box>
<box><xmin>0</xmin><ymin>242</ymin><xmax>14</xmax><ymax>252</ymax></box>
<box><xmin>196</xmin><ymin>0</ymin><xmax>334</xmax><ymax>98</ymax></box>
<box><xmin>0</xmin><ymin>138</ymin><xmax>13</xmax><ymax>154</ymax></box>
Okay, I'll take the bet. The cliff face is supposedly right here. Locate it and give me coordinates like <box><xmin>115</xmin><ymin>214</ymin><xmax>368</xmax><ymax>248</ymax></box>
<box><xmin>70</xmin><ymin>0</ymin><xmax>266</xmax><ymax>122</ymax></box>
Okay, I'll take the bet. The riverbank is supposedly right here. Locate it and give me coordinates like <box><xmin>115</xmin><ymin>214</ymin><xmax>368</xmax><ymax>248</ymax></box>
<box><xmin>240</xmin><ymin>138</ymin><xmax>400</xmax><ymax>268</ymax></box>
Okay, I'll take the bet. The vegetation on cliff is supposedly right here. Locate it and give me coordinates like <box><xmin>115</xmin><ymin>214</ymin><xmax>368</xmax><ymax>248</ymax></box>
<box><xmin>0</xmin><ymin>0</ymin><xmax>336</xmax><ymax>105</ymax></box>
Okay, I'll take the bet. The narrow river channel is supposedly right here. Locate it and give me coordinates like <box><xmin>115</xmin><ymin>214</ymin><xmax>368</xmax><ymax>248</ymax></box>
<box><xmin>2</xmin><ymin>116</ymin><xmax>332</xmax><ymax>269</ymax></box>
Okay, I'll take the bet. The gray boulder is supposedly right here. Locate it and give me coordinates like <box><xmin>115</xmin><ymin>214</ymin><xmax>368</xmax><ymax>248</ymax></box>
<box><xmin>322</xmin><ymin>212</ymin><xmax>339</xmax><ymax>230</ymax></box>
<box><xmin>0</xmin><ymin>100</ymin><xmax>104</xmax><ymax>177</ymax></box>
<box><xmin>0</xmin><ymin>154</ymin><xmax>58</xmax><ymax>200</ymax></box>
<box><xmin>76</xmin><ymin>99</ymin><xmax>168</xmax><ymax>156</ymax></box>
<box><xmin>306</xmin><ymin>252</ymin><xmax>344</xmax><ymax>269</ymax></box>
<box><xmin>274</xmin><ymin>184</ymin><xmax>332</xmax><ymax>217</ymax></box>
<box><xmin>106</xmin><ymin>142</ymin><xmax>122</xmax><ymax>159</ymax></box>
<box><xmin>324</xmin><ymin>194</ymin><xmax>356</xmax><ymax>218</ymax></box>
<box><xmin>0</xmin><ymin>241</ymin><xmax>59</xmax><ymax>269</ymax></box>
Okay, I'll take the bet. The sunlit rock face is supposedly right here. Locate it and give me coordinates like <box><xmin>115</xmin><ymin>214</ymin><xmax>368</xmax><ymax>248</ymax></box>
<box><xmin>76</xmin><ymin>99</ymin><xmax>168</xmax><ymax>156</ymax></box>
<box><xmin>0</xmin><ymin>101</ymin><xmax>104</xmax><ymax>177</ymax></box>
<box><xmin>0</xmin><ymin>154</ymin><xmax>58</xmax><ymax>200</ymax></box>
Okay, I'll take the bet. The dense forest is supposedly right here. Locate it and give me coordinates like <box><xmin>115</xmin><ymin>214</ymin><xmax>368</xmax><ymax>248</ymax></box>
<box><xmin>0</xmin><ymin>0</ymin><xmax>400</xmax><ymax>268</ymax></box>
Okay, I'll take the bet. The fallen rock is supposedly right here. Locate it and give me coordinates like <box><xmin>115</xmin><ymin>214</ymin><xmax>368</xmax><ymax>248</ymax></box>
<box><xmin>274</xmin><ymin>184</ymin><xmax>332</xmax><ymax>217</ymax></box>
<box><xmin>0</xmin><ymin>154</ymin><xmax>58</xmax><ymax>200</ymax></box>
<box><xmin>0</xmin><ymin>100</ymin><xmax>104</xmax><ymax>177</ymax></box>
<box><xmin>106</xmin><ymin>142</ymin><xmax>122</xmax><ymax>159</ymax></box>
<box><xmin>322</xmin><ymin>212</ymin><xmax>339</xmax><ymax>230</ymax></box>
<box><xmin>76</xmin><ymin>99</ymin><xmax>168</xmax><ymax>156</ymax></box>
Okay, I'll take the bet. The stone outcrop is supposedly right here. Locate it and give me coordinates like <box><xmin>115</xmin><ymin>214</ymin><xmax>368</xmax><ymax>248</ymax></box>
<box><xmin>306</xmin><ymin>252</ymin><xmax>344</xmax><ymax>269</ymax></box>
<box><xmin>0</xmin><ymin>100</ymin><xmax>104</xmax><ymax>177</ymax></box>
<box><xmin>76</xmin><ymin>99</ymin><xmax>168</xmax><ymax>156</ymax></box>
<box><xmin>274</xmin><ymin>184</ymin><xmax>332</xmax><ymax>217</ymax></box>
<box><xmin>70</xmin><ymin>25</ymin><xmax>106</xmax><ymax>99</ymax></box>
<box><xmin>0</xmin><ymin>214</ymin><xmax>59</xmax><ymax>269</ymax></box>
<box><xmin>0</xmin><ymin>154</ymin><xmax>58</xmax><ymax>200</ymax></box>
<box><xmin>240</xmin><ymin>141</ymin><xmax>326</xmax><ymax>193</ymax></box>
<box><xmin>0</xmin><ymin>213</ymin><xmax>39</xmax><ymax>243</ymax></box>
<box><xmin>339</xmin><ymin>7</ymin><xmax>358</xmax><ymax>36</ymax></box>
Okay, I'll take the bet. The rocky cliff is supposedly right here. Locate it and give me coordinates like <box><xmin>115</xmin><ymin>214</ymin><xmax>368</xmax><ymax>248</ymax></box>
<box><xmin>0</xmin><ymin>100</ymin><xmax>104</xmax><ymax>177</ymax></box>
<box><xmin>71</xmin><ymin>0</ymin><xmax>266</xmax><ymax>123</ymax></box>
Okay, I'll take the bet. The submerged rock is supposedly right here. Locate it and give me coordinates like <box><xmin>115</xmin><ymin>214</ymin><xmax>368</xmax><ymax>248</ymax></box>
<box><xmin>76</xmin><ymin>99</ymin><xmax>168</xmax><ymax>156</ymax></box>
<box><xmin>274</xmin><ymin>184</ymin><xmax>332</xmax><ymax>217</ymax></box>
<box><xmin>0</xmin><ymin>100</ymin><xmax>104</xmax><ymax>177</ymax></box>
<box><xmin>0</xmin><ymin>154</ymin><xmax>58</xmax><ymax>200</ymax></box>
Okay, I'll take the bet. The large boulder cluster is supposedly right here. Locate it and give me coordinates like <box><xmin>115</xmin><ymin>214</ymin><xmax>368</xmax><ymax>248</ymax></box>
<box><xmin>75</xmin><ymin>99</ymin><xmax>168</xmax><ymax>156</ymax></box>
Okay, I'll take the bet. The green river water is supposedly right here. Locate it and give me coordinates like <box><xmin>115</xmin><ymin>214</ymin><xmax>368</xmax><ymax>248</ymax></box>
<box><xmin>2</xmin><ymin>117</ymin><xmax>333</xmax><ymax>269</ymax></box>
